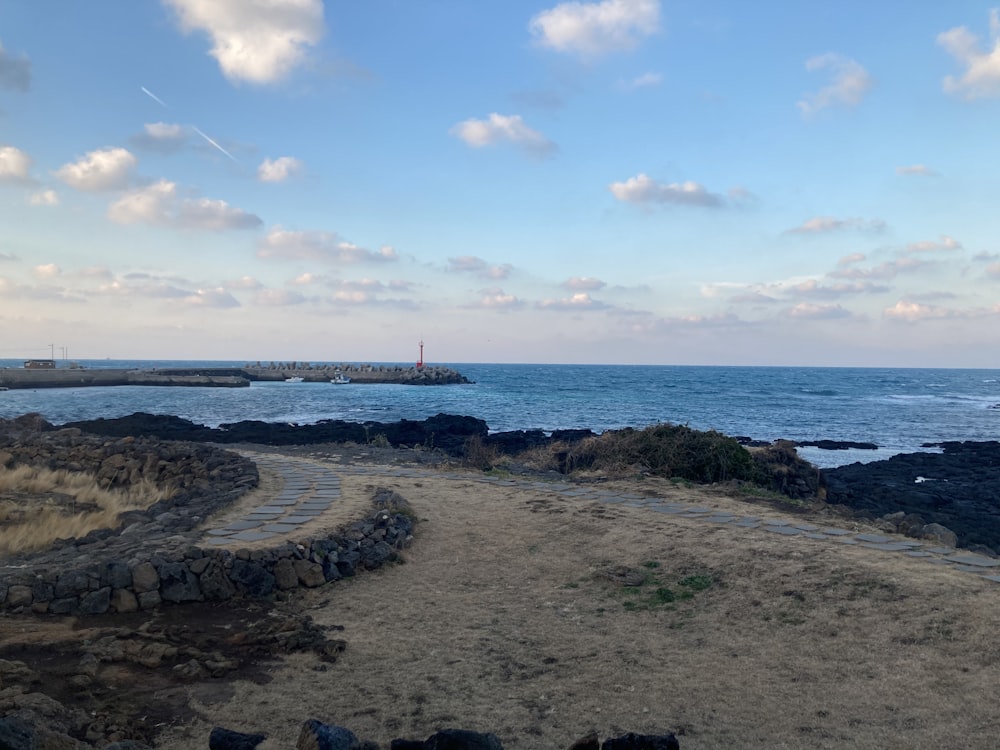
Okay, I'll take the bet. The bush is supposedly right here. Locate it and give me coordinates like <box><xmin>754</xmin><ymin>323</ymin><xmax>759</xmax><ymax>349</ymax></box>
<box><xmin>557</xmin><ymin>424</ymin><xmax>757</xmax><ymax>483</ymax></box>
<box><xmin>463</xmin><ymin>434</ymin><xmax>501</xmax><ymax>471</ymax></box>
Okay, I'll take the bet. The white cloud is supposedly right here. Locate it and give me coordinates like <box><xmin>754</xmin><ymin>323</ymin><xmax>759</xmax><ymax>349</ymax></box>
<box><xmin>258</xmin><ymin>227</ymin><xmax>399</xmax><ymax>263</ymax></box>
<box><xmin>0</xmin><ymin>252</ymin><xmax>19</xmax><ymax>262</ymax></box>
<box><xmin>223</xmin><ymin>276</ymin><xmax>263</xmax><ymax>290</ymax></box>
<box><xmin>28</xmin><ymin>189</ymin><xmax>59</xmax><ymax>206</ymax></box>
<box><xmin>78</xmin><ymin>266</ymin><xmax>114</xmax><ymax>280</ymax></box>
<box><xmin>163</xmin><ymin>0</ymin><xmax>325</xmax><ymax>84</ymax></box>
<box><xmin>146</xmin><ymin>122</ymin><xmax>185</xmax><ymax>139</ymax></box>
<box><xmin>529</xmin><ymin>0</ymin><xmax>660</xmax><ymax>57</ymax></box>
<box><xmin>883</xmin><ymin>300</ymin><xmax>954</xmax><ymax>322</ymax></box>
<box><xmin>258</xmin><ymin>156</ymin><xmax>303</xmax><ymax>182</ymax></box>
<box><xmin>451</xmin><ymin>113</ymin><xmax>556</xmax><ymax>158</ymax></box>
<box><xmin>477</xmin><ymin>288</ymin><xmax>523</xmax><ymax>309</ymax></box>
<box><xmin>904</xmin><ymin>235</ymin><xmax>961</xmax><ymax>253</ymax></box>
<box><xmin>609</xmin><ymin>173</ymin><xmax>726</xmax><ymax>207</ymax></box>
<box><xmin>0</xmin><ymin>42</ymin><xmax>31</xmax><ymax>92</ymax></box>
<box><xmin>108</xmin><ymin>180</ymin><xmax>263</xmax><ymax>230</ymax></box>
<box><xmin>290</xmin><ymin>272</ymin><xmax>325</xmax><ymax>286</ymax></box>
<box><xmin>792</xmin><ymin>279</ymin><xmax>889</xmax><ymax>299</ymax></box>
<box><xmin>797</xmin><ymin>53</ymin><xmax>874</xmax><ymax>116</ymax></box>
<box><xmin>448</xmin><ymin>256</ymin><xmax>513</xmax><ymax>279</ymax></box>
<box><xmin>33</xmin><ymin>263</ymin><xmax>61</xmax><ymax>279</ymax></box>
<box><xmin>785</xmin><ymin>302</ymin><xmax>851</xmax><ymax>320</ymax></box>
<box><xmin>838</xmin><ymin>252</ymin><xmax>867</xmax><ymax>265</ymax></box>
<box><xmin>253</xmin><ymin>288</ymin><xmax>306</xmax><ymax>306</ymax></box>
<box><xmin>938</xmin><ymin>10</ymin><xmax>1000</xmax><ymax>99</ymax></box>
<box><xmin>896</xmin><ymin>164</ymin><xmax>938</xmax><ymax>177</ymax></box>
<box><xmin>565</xmin><ymin>276</ymin><xmax>607</xmax><ymax>291</ymax></box>
<box><xmin>786</xmin><ymin>216</ymin><xmax>885</xmax><ymax>234</ymax></box>
<box><xmin>986</xmin><ymin>262</ymin><xmax>1000</xmax><ymax>279</ymax></box>
<box><xmin>830</xmin><ymin>257</ymin><xmax>924</xmax><ymax>281</ymax></box>
<box><xmin>131</xmin><ymin>122</ymin><xmax>189</xmax><ymax>152</ymax></box>
<box><xmin>623</xmin><ymin>71</ymin><xmax>662</xmax><ymax>89</ymax></box>
<box><xmin>56</xmin><ymin>148</ymin><xmax>136</xmax><ymax>191</ymax></box>
<box><xmin>0</xmin><ymin>277</ymin><xmax>82</xmax><ymax>302</ymax></box>
<box><xmin>181</xmin><ymin>287</ymin><xmax>241</xmax><ymax>308</ymax></box>
<box><xmin>538</xmin><ymin>292</ymin><xmax>610</xmax><ymax>310</ymax></box>
<box><xmin>0</xmin><ymin>145</ymin><xmax>32</xmax><ymax>182</ymax></box>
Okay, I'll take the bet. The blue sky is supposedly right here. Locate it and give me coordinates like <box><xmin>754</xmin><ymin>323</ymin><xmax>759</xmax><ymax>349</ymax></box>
<box><xmin>1</xmin><ymin>1</ymin><xmax>999</xmax><ymax>366</ymax></box>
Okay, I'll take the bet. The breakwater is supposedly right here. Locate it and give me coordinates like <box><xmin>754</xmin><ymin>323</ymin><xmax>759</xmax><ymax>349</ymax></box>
<box><xmin>0</xmin><ymin>363</ymin><xmax>470</xmax><ymax>390</ymax></box>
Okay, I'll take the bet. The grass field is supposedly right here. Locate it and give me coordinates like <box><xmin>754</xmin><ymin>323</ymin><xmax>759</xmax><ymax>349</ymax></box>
<box><xmin>0</xmin><ymin>464</ymin><xmax>172</xmax><ymax>554</ymax></box>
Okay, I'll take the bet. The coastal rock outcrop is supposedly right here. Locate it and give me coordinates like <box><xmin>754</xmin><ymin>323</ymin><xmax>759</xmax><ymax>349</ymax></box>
<box><xmin>824</xmin><ymin>441</ymin><xmax>1000</xmax><ymax>553</ymax></box>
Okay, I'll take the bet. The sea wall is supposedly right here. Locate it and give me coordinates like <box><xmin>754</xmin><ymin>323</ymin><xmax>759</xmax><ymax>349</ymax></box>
<box><xmin>0</xmin><ymin>368</ymin><xmax>248</xmax><ymax>389</ymax></box>
<box><xmin>243</xmin><ymin>362</ymin><xmax>471</xmax><ymax>385</ymax></box>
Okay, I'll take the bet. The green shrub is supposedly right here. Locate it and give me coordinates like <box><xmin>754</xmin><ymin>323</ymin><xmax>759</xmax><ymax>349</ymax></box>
<box><xmin>563</xmin><ymin>424</ymin><xmax>756</xmax><ymax>483</ymax></box>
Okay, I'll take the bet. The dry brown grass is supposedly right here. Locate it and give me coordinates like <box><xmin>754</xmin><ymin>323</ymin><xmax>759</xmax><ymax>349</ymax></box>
<box><xmin>159</xmin><ymin>460</ymin><xmax>1000</xmax><ymax>750</ymax></box>
<box><xmin>0</xmin><ymin>464</ymin><xmax>173</xmax><ymax>555</ymax></box>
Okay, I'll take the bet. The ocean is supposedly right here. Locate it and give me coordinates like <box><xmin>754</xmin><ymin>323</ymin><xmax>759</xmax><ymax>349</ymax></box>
<box><xmin>2</xmin><ymin>360</ymin><xmax>998</xmax><ymax>468</ymax></box>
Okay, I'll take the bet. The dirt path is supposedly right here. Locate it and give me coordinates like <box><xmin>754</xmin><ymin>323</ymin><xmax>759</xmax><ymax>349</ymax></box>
<box><xmin>157</xmin><ymin>459</ymin><xmax>1000</xmax><ymax>750</ymax></box>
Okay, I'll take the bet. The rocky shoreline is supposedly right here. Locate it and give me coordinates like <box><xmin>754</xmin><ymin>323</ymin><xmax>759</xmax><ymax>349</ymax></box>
<box><xmin>48</xmin><ymin>411</ymin><xmax>1000</xmax><ymax>554</ymax></box>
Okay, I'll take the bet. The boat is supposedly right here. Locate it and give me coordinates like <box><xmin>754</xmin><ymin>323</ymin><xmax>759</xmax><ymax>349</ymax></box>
<box><xmin>330</xmin><ymin>373</ymin><xmax>351</xmax><ymax>384</ymax></box>
<box><xmin>285</xmin><ymin>376</ymin><xmax>304</xmax><ymax>383</ymax></box>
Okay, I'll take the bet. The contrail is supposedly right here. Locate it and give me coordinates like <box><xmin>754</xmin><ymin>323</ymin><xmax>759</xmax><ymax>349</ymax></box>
<box><xmin>193</xmin><ymin>126</ymin><xmax>239</xmax><ymax>163</ymax></box>
<box><xmin>140</xmin><ymin>86</ymin><xmax>168</xmax><ymax>108</ymax></box>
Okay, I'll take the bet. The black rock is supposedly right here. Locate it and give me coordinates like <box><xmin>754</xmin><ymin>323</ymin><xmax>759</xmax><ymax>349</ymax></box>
<box><xmin>209</xmin><ymin>726</ymin><xmax>267</xmax><ymax>750</ymax></box>
<box><xmin>424</xmin><ymin>729</ymin><xmax>504</xmax><ymax>750</ymax></box>
<box><xmin>602</xmin><ymin>732</ymin><xmax>680</xmax><ymax>750</ymax></box>
<box><xmin>824</xmin><ymin>441</ymin><xmax>1000</xmax><ymax>551</ymax></box>
<box><xmin>296</xmin><ymin>719</ymin><xmax>362</xmax><ymax>750</ymax></box>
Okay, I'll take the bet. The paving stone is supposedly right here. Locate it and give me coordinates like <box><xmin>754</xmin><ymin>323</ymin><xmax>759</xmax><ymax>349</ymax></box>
<box><xmin>247</xmin><ymin>514</ymin><xmax>281</xmax><ymax>521</ymax></box>
<box><xmin>262</xmin><ymin>524</ymin><xmax>301</xmax><ymax>533</ymax></box>
<box><xmin>734</xmin><ymin>520</ymin><xmax>760</xmax><ymax>528</ymax></box>
<box><xmin>299</xmin><ymin>504</ymin><xmax>332</xmax><ymax>511</ymax></box>
<box><xmin>854</xmin><ymin>533</ymin><xmax>891</xmax><ymax>543</ymax></box>
<box><xmin>926</xmin><ymin>547</ymin><xmax>958</xmax><ymax>555</ymax></box>
<box><xmin>763</xmin><ymin>525</ymin><xmax>801</xmax><ymax>536</ymax></box>
<box><xmin>821</xmin><ymin>528</ymin><xmax>853</xmax><ymax>536</ymax></box>
<box><xmin>230</xmin><ymin>531</ymin><xmax>277</xmax><ymax>542</ymax></box>
<box><xmin>226</xmin><ymin>520</ymin><xmax>263</xmax><ymax>531</ymax></box>
<box><xmin>981</xmin><ymin>575</ymin><xmax>1000</xmax><ymax>583</ymax></box>
<box><xmin>292</xmin><ymin>510</ymin><xmax>324</xmax><ymax>517</ymax></box>
<box><xmin>280</xmin><ymin>516</ymin><xmax>315</xmax><ymax>524</ymax></box>
<box><xmin>944</xmin><ymin>555</ymin><xmax>1000</xmax><ymax>568</ymax></box>
<box><xmin>253</xmin><ymin>506</ymin><xmax>287</xmax><ymax>514</ymax></box>
<box><xmin>905</xmin><ymin>551</ymin><xmax>933</xmax><ymax>558</ymax></box>
<box><xmin>270</xmin><ymin>499</ymin><xmax>299</xmax><ymax>506</ymax></box>
<box><xmin>861</xmin><ymin>542</ymin><xmax>914</xmax><ymax>552</ymax></box>
<box><xmin>954</xmin><ymin>565</ymin><xmax>992</xmax><ymax>573</ymax></box>
<box><xmin>650</xmin><ymin>506</ymin><xmax>688</xmax><ymax>514</ymax></box>
<box><xmin>706</xmin><ymin>516</ymin><xmax>735</xmax><ymax>523</ymax></box>
<box><xmin>794</xmin><ymin>523</ymin><xmax>819</xmax><ymax>531</ymax></box>
<box><xmin>687</xmin><ymin>507</ymin><xmax>712</xmax><ymax>513</ymax></box>
<box><xmin>206</xmin><ymin>528</ymin><xmax>235</xmax><ymax>536</ymax></box>
<box><xmin>762</xmin><ymin>519</ymin><xmax>791</xmax><ymax>527</ymax></box>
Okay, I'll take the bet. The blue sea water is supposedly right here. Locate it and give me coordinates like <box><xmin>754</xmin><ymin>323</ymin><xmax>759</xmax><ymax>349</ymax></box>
<box><xmin>1</xmin><ymin>359</ymin><xmax>998</xmax><ymax>468</ymax></box>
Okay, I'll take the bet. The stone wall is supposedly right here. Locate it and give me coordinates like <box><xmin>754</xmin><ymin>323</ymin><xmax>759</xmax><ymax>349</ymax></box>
<box><xmin>0</xmin><ymin>417</ymin><xmax>413</xmax><ymax>615</ymax></box>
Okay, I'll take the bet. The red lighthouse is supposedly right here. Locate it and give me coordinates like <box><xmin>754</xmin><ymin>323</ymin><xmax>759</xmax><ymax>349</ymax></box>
<box><xmin>416</xmin><ymin>339</ymin><xmax>424</xmax><ymax>369</ymax></box>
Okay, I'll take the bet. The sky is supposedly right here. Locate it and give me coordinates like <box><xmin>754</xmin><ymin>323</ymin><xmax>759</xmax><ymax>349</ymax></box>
<box><xmin>1</xmin><ymin>1</ymin><xmax>999</xmax><ymax>367</ymax></box>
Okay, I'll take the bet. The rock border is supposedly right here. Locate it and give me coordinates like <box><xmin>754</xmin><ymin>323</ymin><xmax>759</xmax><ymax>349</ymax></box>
<box><xmin>0</xmin><ymin>419</ymin><xmax>414</xmax><ymax>615</ymax></box>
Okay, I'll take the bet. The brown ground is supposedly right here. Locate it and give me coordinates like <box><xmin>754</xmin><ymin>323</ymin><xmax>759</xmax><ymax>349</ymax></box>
<box><xmin>3</xmin><ymin>446</ymin><xmax>1000</xmax><ymax>749</ymax></box>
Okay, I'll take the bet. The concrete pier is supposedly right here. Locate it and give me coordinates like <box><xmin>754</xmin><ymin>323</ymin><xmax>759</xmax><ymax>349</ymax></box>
<box><xmin>0</xmin><ymin>363</ymin><xmax>471</xmax><ymax>390</ymax></box>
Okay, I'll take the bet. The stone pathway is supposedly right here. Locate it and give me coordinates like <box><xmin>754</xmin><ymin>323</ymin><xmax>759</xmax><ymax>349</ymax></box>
<box><xmin>203</xmin><ymin>452</ymin><xmax>1000</xmax><ymax>583</ymax></box>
